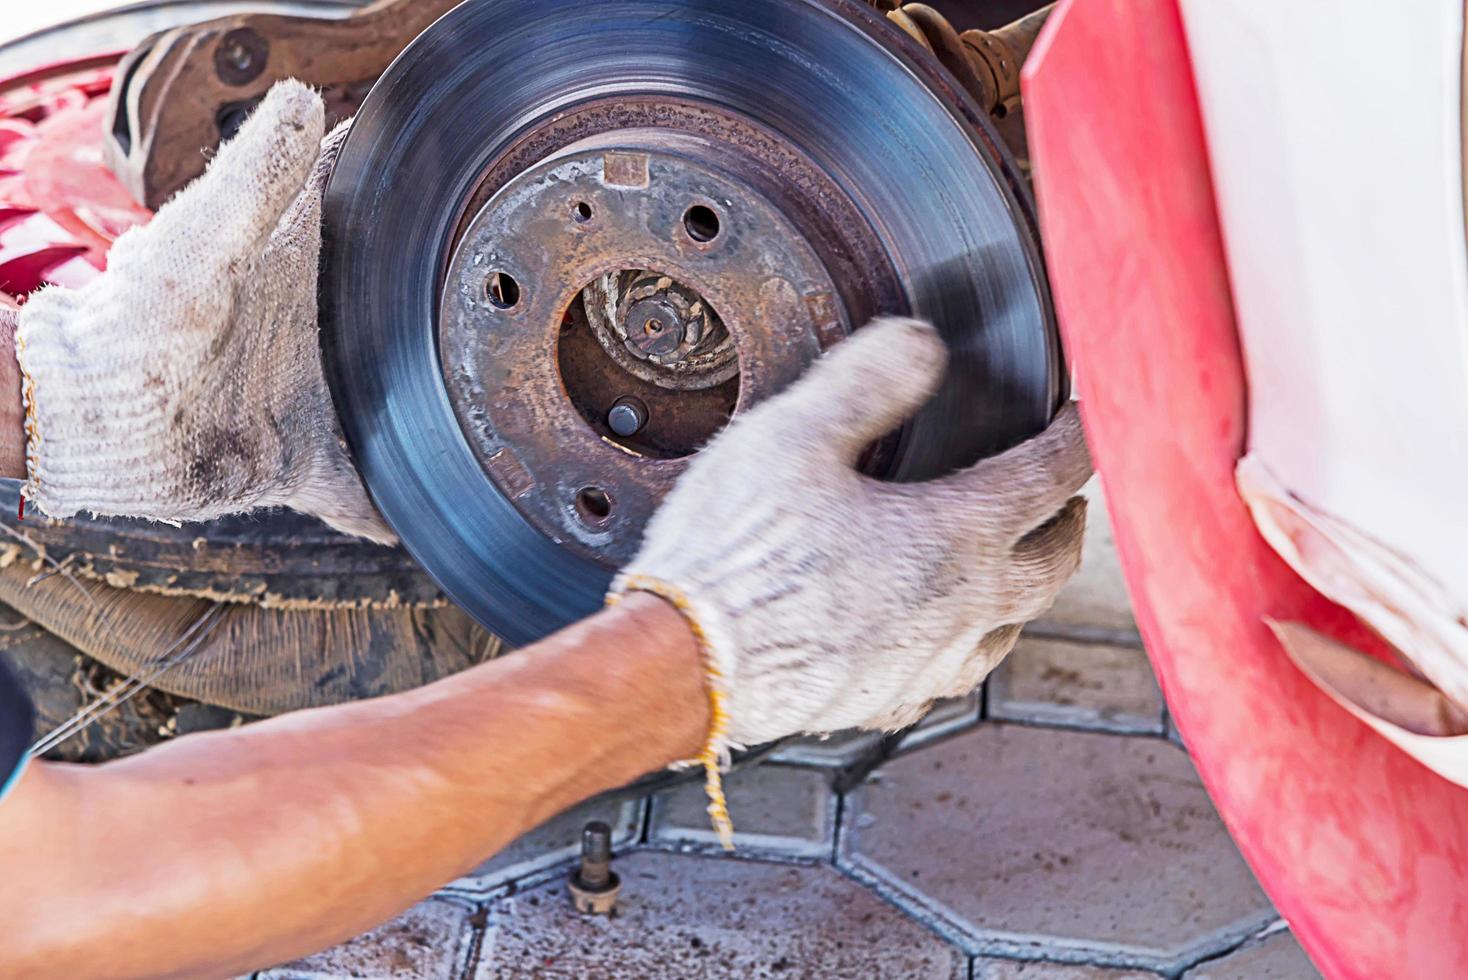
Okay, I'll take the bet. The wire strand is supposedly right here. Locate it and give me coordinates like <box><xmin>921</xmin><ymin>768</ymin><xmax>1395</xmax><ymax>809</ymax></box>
<box><xmin>28</xmin><ymin>602</ymin><xmax>225</xmax><ymax>758</ymax></box>
<box><xmin>0</xmin><ymin>521</ymin><xmax>227</xmax><ymax>760</ymax></box>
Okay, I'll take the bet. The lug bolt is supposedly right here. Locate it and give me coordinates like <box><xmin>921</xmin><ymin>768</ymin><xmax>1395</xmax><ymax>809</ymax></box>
<box><xmin>607</xmin><ymin>397</ymin><xmax>648</xmax><ymax>437</ymax></box>
<box><xmin>568</xmin><ymin>820</ymin><xmax>621</xmax><ymax>914</ymax></box>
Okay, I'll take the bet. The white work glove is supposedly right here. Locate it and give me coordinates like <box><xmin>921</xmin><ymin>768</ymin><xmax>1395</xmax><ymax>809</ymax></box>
<box><xmin>13</xmin><ymin>81</ymin><xmax>390</xmax><ymax>542</ymax></box>
<box><xmin>613</xmin><ymin>318</ymin><xmax>1091</xmax><ymax>752</ymax></box>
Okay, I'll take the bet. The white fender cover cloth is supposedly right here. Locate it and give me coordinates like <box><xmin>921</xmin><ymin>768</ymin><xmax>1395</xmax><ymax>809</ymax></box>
<box><xmin>1182</xmin><ymin>0</ymin><xmax>1468</xmax><ymax>782</ymax></box>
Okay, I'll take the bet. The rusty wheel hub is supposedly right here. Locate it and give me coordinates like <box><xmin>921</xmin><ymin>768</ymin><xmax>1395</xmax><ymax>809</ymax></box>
<box><xmin>582</xmin><ymin>270</ymin><xmax>736</xmax><ymax>391</ymax></box>
<box><xmin>441</xmin><ymin>132</ymin><xmax>858</xmax><ymax>563</ymax></box>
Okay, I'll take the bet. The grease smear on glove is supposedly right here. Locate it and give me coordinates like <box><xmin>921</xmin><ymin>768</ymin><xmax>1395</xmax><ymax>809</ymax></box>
<box><xmin>15</xmin><ymin>82</ymin><xmax>390</xmax><ymax>542</ymax></box>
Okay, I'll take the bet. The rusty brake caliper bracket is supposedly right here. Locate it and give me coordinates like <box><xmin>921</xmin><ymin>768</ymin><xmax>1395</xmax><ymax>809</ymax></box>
<box><xmin>103</xmin><ymin>0</ymin><xmax>1054</xmax><ymax>210</ymax></box>
<box><xmin>103</xmin><ymin>0</ymin><xmax>456</xmax><ymax>209</ymax></box>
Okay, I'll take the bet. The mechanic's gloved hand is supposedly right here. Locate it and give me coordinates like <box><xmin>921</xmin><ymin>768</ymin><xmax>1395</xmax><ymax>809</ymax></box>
<box><xmin>612</xmin><ymin>316</ymin><xmax>1091</xmax><ymax>753</ymax></box>
<box><xmin>14</xmin><ymin>82</ymin><xmax>390</xmax><ymax>542</ymax></box>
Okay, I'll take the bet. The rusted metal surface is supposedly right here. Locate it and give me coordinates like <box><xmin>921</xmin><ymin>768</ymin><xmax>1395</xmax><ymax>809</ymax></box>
<box><xmin>582</xmin><ymin>270</ymin><xmax>738</xmax><ymax>391</ymax></box>
<box><xmin>559</xmin><ymin>293</ymin><xmax>738</xmax><ymax>462</ymax></box>
<box><xmin>103</xmin><ymin>0</ymin><xmax>455</xmax><ymax>208</ymax></box>
<box><xmin>883</xmin><ymin>3</ymin><xmax>1054</xmax><ymax>116</ymax></box>
<box><xmin>447</xmin><ymin>99</ymin><xmax>904</xmax><ymax>339</ymax></box>
<box><xmin>434</xmin><ymin>97</ymin><xmax>910</xmax><ymax>549</ymax></box>
<box><xmin>440</xmin><ymin>130</ymin><xmax>869</xmax><ymax>567</ymax></box>
<box><xmin>99</xmin><ymin>0</ymin><xmax>1047</xmax><ymax>210</ymax></box>
<box><xmin>567</xmin><ymin>820</ymin><xmax>622</xmax><ymax>914</ymax></box>
<box><xmin>962</xmin><ymin>4</ymin><xmax>1053</xmax><ymax>116</ymax></box>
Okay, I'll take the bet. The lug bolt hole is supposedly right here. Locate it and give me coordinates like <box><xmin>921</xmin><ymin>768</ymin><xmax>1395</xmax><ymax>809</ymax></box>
<box><xmin>573</xmin><ymin>201</ymin><xmax>593</xmax><ymax>223</ymax></box>
<box><xmin>683</xmin><ymin>204</ymin><xmax>720</xmax><ymax>243</ymax></box>
<box><xmin>486</xmin><ymin>271</ymin><xmax>521</xmax><ymax>310</ymax></box>
<box><xmin>575</xmin><ymin>487</ymin><xmax>612</xmax><ymax>525</ymax></box>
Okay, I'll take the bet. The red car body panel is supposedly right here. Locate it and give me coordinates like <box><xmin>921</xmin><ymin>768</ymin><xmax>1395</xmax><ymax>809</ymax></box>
<box><xmin>1024</xmin><ymin>2</ymin><xmax>1468</xmax><ymax>976</ymax></box>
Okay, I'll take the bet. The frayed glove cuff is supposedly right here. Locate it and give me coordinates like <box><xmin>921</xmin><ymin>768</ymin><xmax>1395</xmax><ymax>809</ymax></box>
<box><xmin>607</xmin><ymin>573</ymin><xmax>735</xmax><ymax>850</ymax></box>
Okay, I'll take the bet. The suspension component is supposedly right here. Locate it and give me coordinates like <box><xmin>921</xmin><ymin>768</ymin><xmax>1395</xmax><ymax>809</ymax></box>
<box><xmin>102</xmin><ymin>0</ymin><xmax>442</xmax><ymax>209</ymax></box>
<box><xmin>104</xmin><ymin>0</ymin><xmax>1052</xmax><ymax>210</ymax></box>
<box><xmin>583</xmin><ymin>270</ymin><xmax>738</xmax><ymax>391</ymax></box>
<box><xmin>880</xmin><ymin>2</ymin><xmax>1054</xmax><ymax>117</ymax></box>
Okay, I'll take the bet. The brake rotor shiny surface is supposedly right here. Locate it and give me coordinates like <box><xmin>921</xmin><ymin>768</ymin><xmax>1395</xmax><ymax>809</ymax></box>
<box><xmin>322</xmin><ymin>0</ymin><xmax>1062</xmax><ymax>646</ymax></box>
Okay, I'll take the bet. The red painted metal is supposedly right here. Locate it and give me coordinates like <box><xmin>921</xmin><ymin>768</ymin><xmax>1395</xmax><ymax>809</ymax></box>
<box><xmin>1024</xmin><ymin>2</ymin><xmax>1468</xmax><ymax>976</ymax></box>
<box><xmin>0</xmin><ymin>61</ymin><xmax>150</xmax><ymax>299</ymax></box>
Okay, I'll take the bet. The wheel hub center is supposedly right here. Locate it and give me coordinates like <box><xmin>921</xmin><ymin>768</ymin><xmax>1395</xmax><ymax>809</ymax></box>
<box><xmin>585</xmin><ymin>270</ymin><xmax>735</xmax><ymax>386</ymax></box>
<box><xmin>627</xmin><ymin>291</ymin><xmax>692</xmax><ymax>358</ymax></box>
<box><xmin>438</xmin><ymin>131</ymin><xmax>846</xmax><ymax>566</ymax></box>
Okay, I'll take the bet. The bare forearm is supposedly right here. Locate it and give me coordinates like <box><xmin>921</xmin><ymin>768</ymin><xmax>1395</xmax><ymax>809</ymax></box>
<box><xmin>1</xmin><ymin>593</ymin><xmax>705</xmax><ymax>979</ymax></box>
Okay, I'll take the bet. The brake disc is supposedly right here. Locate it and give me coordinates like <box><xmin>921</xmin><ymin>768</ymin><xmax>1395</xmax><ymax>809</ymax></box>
<box><xmin>322</xmin><ymin>0</ymin><xmax>1063</xmax><ymax>646</ymax></box>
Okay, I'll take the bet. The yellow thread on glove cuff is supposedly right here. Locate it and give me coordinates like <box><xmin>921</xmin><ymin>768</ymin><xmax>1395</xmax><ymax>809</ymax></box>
<box><xmin>14</xmin><ymin>332</ymin><xmax>39</xmax><ymax>504</ymax></box>
<box><xmin>608</xmin><ymin>574</ymin><xmax>734</xmax><ymax>851</ymax></box>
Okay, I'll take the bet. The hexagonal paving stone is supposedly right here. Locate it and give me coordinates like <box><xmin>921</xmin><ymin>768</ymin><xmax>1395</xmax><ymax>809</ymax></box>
<box><xmin>258</xmin><ymin>900</ymin><xmax>478</xmax><ymax>979</ymax></box>
<box><xmin>974</xmin><ymin>960</ymin><xmax>1159</xmax><ymax>979</ymax></box>
<box><xmin>1183</xmin><ymin>929</ymin><xmax>1320</xmax><ymax>979</ymax></box>
<box><xmin>1031</xmin><ymin>479</ymin><xmax>1139</xmax><ymax>642</ymax></box>
<box><xmin>474</xmin><ymin>851</ymin><xmax>966</xmax><ymax>979</ymax></box>
<box><xmin>442</xmin><ymin>796</ymin><xmax>642</xmax><ymax>897</ymax></box>
<box><xmin>989</xmin><ymin>635</ymin><xmax>1164</xmax><ymax>734</ymax></box>
<box><xmin>650</xmin><ymin>764</ymin><xmax>836</xmax><ymax>857</ymax></box>
<box><xmin>841</xmin><ymin>724</ymin><xmax>1275</xmax><ymax>970</ymax></box>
